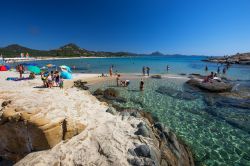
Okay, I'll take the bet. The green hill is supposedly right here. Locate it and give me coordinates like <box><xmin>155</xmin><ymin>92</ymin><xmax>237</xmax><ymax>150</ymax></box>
<box><xmin>0</xmin><ymin>43</ymin><xmax>136</xmax><ymax>58</ymax></box>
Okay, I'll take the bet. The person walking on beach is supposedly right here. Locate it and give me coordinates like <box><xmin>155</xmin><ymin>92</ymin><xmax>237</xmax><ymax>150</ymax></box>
<box><xmin>146</xmin><ymin>67</ymin><xmax>150</xmax><ymax>76</ymax></box>
<box><xmin>142</xmin><ymin>66</ymin><xmax>146</xmax><ymax>76</ymax></box>
<box><xmin>140</xmin><ymin>79</ymin><xmax>144</xmax><ymax>91</ymax></box>
<box><xmin>109</xmin><ymin>66</ymin><xmax>113</xmax><ymax>77</ymax></box>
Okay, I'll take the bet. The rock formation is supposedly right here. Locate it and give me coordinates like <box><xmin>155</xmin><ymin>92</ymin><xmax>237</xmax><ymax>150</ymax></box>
<box><xmin>0</xmin><ymin>102</ymin><xmax>86</xmax><ymax>161</ymax></box>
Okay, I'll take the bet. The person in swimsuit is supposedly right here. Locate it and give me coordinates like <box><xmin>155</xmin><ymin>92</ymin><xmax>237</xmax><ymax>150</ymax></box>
<box><xmin>140</xmin><ymin>79</ymin><xmax>144</xmax><ymax>91</ymax></box>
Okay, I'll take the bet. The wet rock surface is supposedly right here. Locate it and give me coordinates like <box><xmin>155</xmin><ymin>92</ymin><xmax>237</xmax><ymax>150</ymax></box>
<box><xmin>186</xmin><ymin>78</ymin><xmax>233</xmax><ymax>92</ymax></box>
<box><xmin>74</xmin><ymin>80</ymin><xmax>89</xmax><ymax>90</ymax></box>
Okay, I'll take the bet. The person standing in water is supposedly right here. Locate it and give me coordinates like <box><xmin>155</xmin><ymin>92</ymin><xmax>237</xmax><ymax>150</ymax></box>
<box><xmin>205</xmin><ymin>65</ymin><xmax>208</xmax><ymax>71</ymax></box>
<box><xmin>109</xmin><ymin>66</ymin><xmax>113</xmax><ymax>77</ymax></box>
<box><xmin>142</xmin><ymin>66</ymin><xmax>146</xmax><ymax>76</ymax></box>
<box><xmin>217</xmin><ymin>66</ymin><xmax>220</xmax><ymax>74</ymax></box>
<box><xmin>140</xmin><ymin>79</ymin><xmax>144</xmax><ymax>91</ymax></box>
<box><xmin>146</xmin><ymin>67</ymin><xmax>150</xmax><ymax>76</ymax></box>
<box><xmin>223</xmin><ymin>67</ymin><xmax>226</xmax><ymax>74</ymax></box>
<box><xmin>166</xmin><ymin>65</ymin><xmax>170</xmax><ymax>72</ymax></box>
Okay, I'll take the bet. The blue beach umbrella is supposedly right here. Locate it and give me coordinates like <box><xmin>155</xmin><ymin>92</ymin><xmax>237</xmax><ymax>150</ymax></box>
<box><xmin>60</xmin><ymin>71</ymin><xmax>72</xmax><ymax>79</ymax></box>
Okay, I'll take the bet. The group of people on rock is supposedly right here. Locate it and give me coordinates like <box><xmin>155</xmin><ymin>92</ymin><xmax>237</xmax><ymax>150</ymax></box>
<box><xmin>41</xmin><ymin>71</ymin><xmax>63</xmax><ymax>89</ymax></box>
<box><xmin>203</xmin><ymin>72</ymin><xmax>221</xmax><ymax>83</ymax></box>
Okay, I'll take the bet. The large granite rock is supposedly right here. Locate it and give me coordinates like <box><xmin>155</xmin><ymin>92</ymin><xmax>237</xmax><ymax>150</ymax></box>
<box><xmin>0</xmin><ymin>105</ymin><xmax>86</xmax><ymax>162</ymax></box>
<box><xmin>186</xmin><ymin>78</ymin><xmax>233</xmax><ymax>92</ymax></box>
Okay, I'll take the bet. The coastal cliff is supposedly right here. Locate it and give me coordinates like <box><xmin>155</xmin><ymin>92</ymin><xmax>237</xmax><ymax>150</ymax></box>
<box><xmin>0</xmin><ymin>72</ymin><xmax>194</xmax><ymax>166</ymax></box>
<box><xmin>203</xmin><ymin>53</ymin><xmax>250</xmax><ymax>65</ymax></box>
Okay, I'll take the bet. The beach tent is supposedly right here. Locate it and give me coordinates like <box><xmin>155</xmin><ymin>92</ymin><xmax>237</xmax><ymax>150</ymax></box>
<box><xmin>27</xmin><ymin>65</ymin><xmax>41</xmax><ymax>74</ymax></box>
<box><xmin>60</xmin><ymin>71</ymin><xmax>72</xmax><ymax>79</ymax></box>
<box><xmin>0</xmin><ymin>65</ymin><xmax>7</xmax><ymax>71</ymax></box>
<box><xmin>5</xmin><ymin>65</ymin><xmax>10</xmax><ymax>70</ymax></box>
<box><xmin>60</xmin><ymin>65</ymin><xmax>72</xmax><ymax>73</ymax></box>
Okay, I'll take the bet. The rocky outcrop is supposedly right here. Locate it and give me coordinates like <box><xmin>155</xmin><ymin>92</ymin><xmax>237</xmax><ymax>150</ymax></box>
<box><xmin>73</xmin><ymin>80</ymin><xmax>89</xmax><ymax>90</ymax></box>
<box><xmin>186</xmin><ymin>78</ymin><xmax>233</xmax><ymax>92</ymax></box>
<box><xmin>202</xmin><ymin>53</ymin><xmax>250</xmax><ymax>65</ymax></box>
<box><xmin>16</xmin><ymin>107</ymin><xmax>194</xmax><ymax>166</ymax></box>
<box><xmin>0</xmin><ymin>103</ymin><xmax>86</xmax><ymax>162</ymax></box>
<box><xmin>94</xmin><ymin>88</ymin><xmax>128</xmax><ymax>104</ymax></box>
<box><xmin>123</xmin><ymin>109</ymin><xmax>195</xmax><ymax>166</ymax></box>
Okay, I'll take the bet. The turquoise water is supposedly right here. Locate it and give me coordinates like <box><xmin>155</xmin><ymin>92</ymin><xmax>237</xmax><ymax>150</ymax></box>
<box><xmin>20</xmin><ymin>56</ymin><xmax>250</xmax><ymax>80</ymax></box>
<box><xmin>17</xmin><ymin>56</ymin><xmax>250</xmax><ymax>165</ymax></box>
<box><xmin>90</xmin><ymin>77</ymin><xmax>250</xmax><ymax>166</ymax></box>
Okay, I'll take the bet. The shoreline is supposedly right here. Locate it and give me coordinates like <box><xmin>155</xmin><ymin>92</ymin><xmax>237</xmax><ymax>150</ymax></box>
<box><xmin>3</xmin><ymin>56</ymin><xmax>138</xmax><ymax>63</ymax></box>
<box><xmin>0</xmin><ymin>71</ymin><xmax>194</xmax><ymax>165</ymax></box>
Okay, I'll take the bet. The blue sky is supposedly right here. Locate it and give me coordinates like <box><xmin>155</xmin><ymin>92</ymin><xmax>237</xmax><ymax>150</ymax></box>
<box><xmin>0</xmin><ymin>0</ymin><xmax>250</xmax><ymax>56</ymax></box>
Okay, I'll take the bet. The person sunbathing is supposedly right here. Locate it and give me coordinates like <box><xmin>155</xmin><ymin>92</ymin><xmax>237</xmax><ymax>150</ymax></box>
<box><xmin>29</xmin><ymin>72</ymin><xmax>36</xmax><ymax>79</ymax></box>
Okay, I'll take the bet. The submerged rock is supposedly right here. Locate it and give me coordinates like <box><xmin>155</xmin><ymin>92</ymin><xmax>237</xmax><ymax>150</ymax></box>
<box><xmin>151</xmin><ymin>75</ymin><xmax>162</xmax><ymax>79</ymax></box>
<box><xmin>103</xmin><ymin>88</ymin><xmax>119</xmax><ymax>100</ymax></box>
<box><xmin>156</xmin><ymin>86</ymin><xmax>198</xmax><ymax>100</ymax></box>
<box><xmin>93</xmin><ymin>88</ymin><xmax>104</xmax><ymax>96</ymax></box>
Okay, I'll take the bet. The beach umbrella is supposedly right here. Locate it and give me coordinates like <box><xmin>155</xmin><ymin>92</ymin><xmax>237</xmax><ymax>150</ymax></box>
<box><xmin>0</xmin><ymin>65</ymin><xmax>7</xmax><ymax>71</ymax></box>
<box><xmin>27</xmin><ymin>65</ymin><xmax>41</xmax><ymax>74</ymax></box>
<box><xmin>60</xmin><ymin>65</ymin><xmax>72</xmax><ymax>73</ymax></box>
<box><xmin>60</xmin><ymin>71</ymin><xmax>72</xmax><ymax>79</ymax></box>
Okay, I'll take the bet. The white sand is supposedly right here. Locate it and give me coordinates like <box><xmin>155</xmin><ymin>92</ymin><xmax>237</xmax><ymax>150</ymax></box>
<box><xmin>0</xmin><ymin>71</ymin><xmax>149</xmax><ymax>165</ymax></box>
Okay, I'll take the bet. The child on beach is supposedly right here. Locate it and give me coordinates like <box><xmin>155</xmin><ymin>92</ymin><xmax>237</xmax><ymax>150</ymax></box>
<box><xmin>59</xmin><ymin>78</ymin><xmax>64</xmax><ymax>89</ymax></box>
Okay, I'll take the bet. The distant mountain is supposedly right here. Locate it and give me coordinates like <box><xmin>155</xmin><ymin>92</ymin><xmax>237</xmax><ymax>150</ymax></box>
<box><xmin>150</xmin><ymin>51</ymin><xmax>165</xmax><ymax>56</ymax></box>
<box><xmin>0</xmin><ymin>43</ymin><xmax>136</xmax><ymax>58</ymax></box>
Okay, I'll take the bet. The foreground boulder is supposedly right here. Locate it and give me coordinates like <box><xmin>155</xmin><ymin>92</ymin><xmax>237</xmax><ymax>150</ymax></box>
<box><xmin>0</xmin><ymin>105</ymin><xmax>86</xmax><ymax>161</ymax></box>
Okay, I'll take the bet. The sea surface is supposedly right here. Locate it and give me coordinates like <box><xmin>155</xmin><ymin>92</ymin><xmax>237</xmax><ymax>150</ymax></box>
<box><xmin>18</xmin><ymin>56</ymin><xmax>250</xmax><ymax>165</ymax></box>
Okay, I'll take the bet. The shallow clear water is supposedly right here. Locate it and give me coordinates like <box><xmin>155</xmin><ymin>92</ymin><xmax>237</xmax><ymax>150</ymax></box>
<box><xmin>90</xmin><ymin>77</ymin><xmax>250</xmax><ymax>166</ymax></box>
